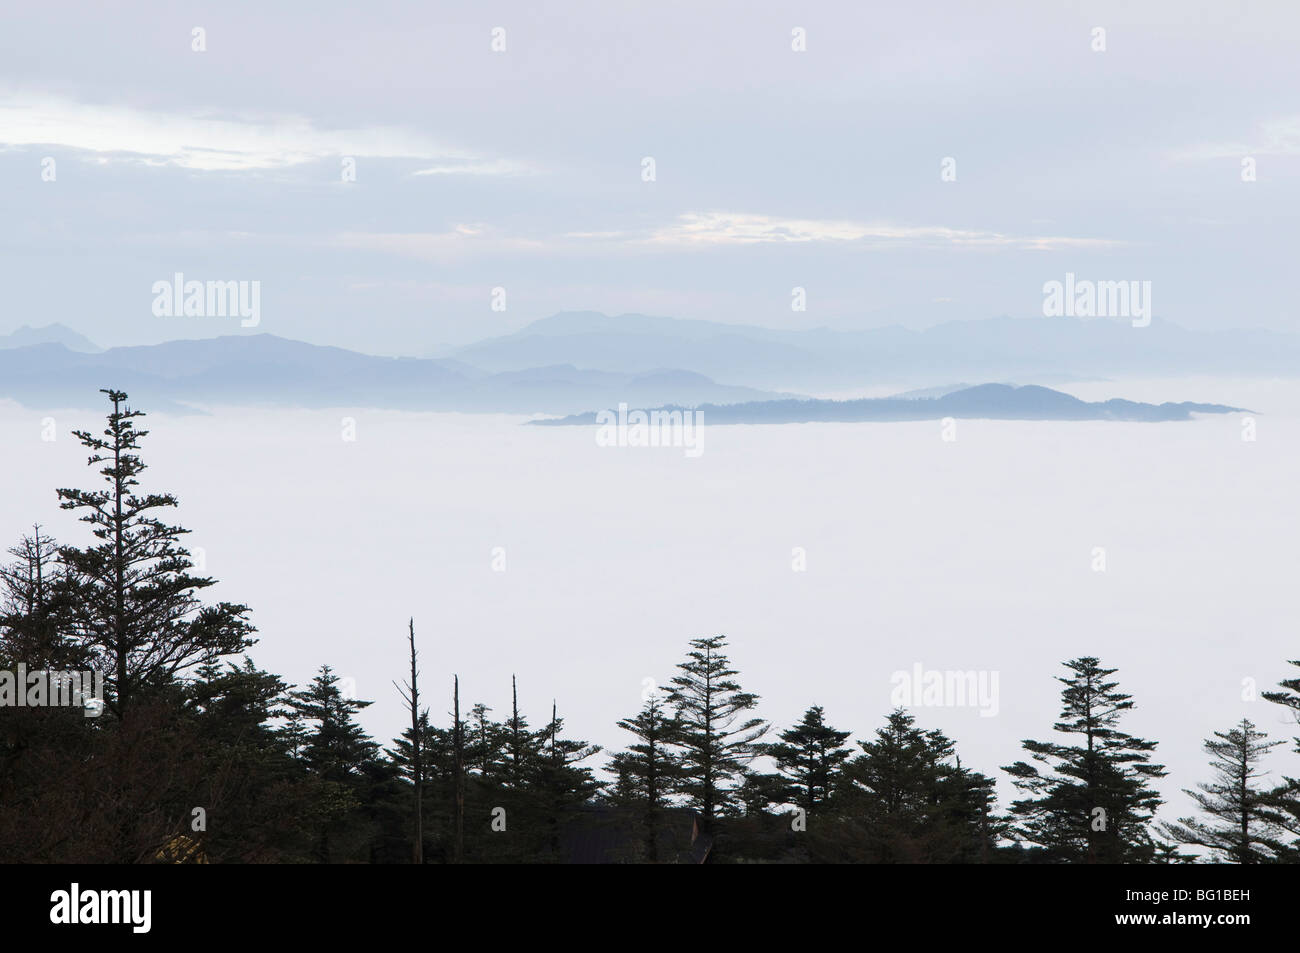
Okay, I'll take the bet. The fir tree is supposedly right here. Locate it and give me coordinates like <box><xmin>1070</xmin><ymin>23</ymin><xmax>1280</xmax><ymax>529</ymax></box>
<box><xmin>1261</xmin><ymin>659</ymin><xmax>1300</xmax><ymax>722</ymax></box>
<box><xmin>830</xmin><ymin>709</ymin><xmax>1001</xmax><ymax>863</ymax></box>
<box><xmin>1159</xmin><ymin>719</ymin><xmax>1284</xmax><ymax>863</ymax></box>
<box><xmin>387</xmin><ymin>711</ymin><xmax>452</xmax><ymax>789</ymax></box>
<box><xmin>606</xmin><ymin>693</ymin><xmax>682</xmax><ymax>861</ymax></box>
<box><xmin>185</xmin><ymin>657</ymin><xmax>311</xmax><ymax>862</ymax></box>
<box><xmin>467</xmin><ymin>702</ymin><xmax>503</xmax><ymax>777</ymax></box>
<box><xmin>55</xmin><ymin>389</ymin><xmax>253</xmax><ymax>715</ymax></box>
<box><xmin>767</xmin><ymin>705</ymin><xmax>852</xmax><ymax>815</ymax></box>
<box><xmin>287</xmin><ymin>665</ymin><xmax>378</xmax><ymax>781</ymax></box>
<box><xmin>285</xmin><ymin>665</ymin><xmax>381</xmax><ymax>862</ymax></box>
<box><xmin>504</xmin><ymin>674</ymin><xmax>541</xmax><ymax>788</ymax></box>
<box><xmin>1003</xmin><ymin>657</ymin><xmax>1166</xmax><ymax>863</ymax></box>
<box><xmin>0</xmin><ymin>526</ymin><xmax>79</xmax><ymax>668</ymax></box>
<box><xmin>534</xmin><ymin>700</ymin><xmax>601</xmax><ymax>860</ymax></box>
<box><xmin>1262</xmin><ymin>662</ymin><xmax>1300</xmax><ymax>860</ymax></box>
<box><xmin>665</xmin><ymin>635</ymin><xmax>767</xmax><ymax>839</ymax></box>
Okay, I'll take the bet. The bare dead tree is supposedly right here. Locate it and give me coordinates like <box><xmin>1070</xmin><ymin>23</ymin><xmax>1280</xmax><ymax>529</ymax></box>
<box><xmin>393</xmin><ymin>618</ymin><xmax>423</xmax><ymax>863</ymax></box>
<box><xmin>453</xmin><ymin>675</ymin><xmax>465</xmax><ymax>864</ymax></box>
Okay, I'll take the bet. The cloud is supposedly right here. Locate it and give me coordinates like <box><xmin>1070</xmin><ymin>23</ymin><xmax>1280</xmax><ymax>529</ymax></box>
<box><xmin>1177</xmin><ymin>116</ymin><xmax>1300</xmax><ymax>160</ymax></box>
<box><xmin>0</xmin><ymin>93</ymin><xmax>522</xmax><ymax>173</ymax></box>
<box><xmin>335</xmin><ymin>211</ymin><xmax>1122</xmax><ymax>263</ymax></box>
<box><xmin>639</xmin><ymin>212</ymin><xmax>1122</xmax><ymax>250</ymax></box>
<box><xmin>412</xmin><ymin>158</ymin><xmax>535</xmax><ymax>177</ymax></box>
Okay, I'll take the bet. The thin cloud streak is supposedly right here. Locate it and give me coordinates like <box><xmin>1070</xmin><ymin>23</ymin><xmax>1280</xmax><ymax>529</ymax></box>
<box><xmin>333</xmin><ymin>212</ymin><xmax>1124</xmax><ymax>262</ymax></box>
<box><xmin>642</xmin><ymin>212</ymin><xmax>1125</xmax><ymax>251</ymax></box>
<box><xmin>1176</xmin><ymin>116</ymin><xmax>1300</xmax><ymax>160</ymax></box>
<box><xmin>0</xmin><ymin>93</ymin><xmax>522</xmax><ymax>173</ymax></box>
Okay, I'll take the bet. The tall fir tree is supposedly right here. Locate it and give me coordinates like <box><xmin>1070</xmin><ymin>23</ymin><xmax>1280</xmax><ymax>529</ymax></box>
<box><xmin>1003</xmin><ymin>657</ymin><xmax>1166</xmax><ymax>863</ymax></box>
<box><xmin>1159</xmin><ymin>719</ymin><xmax>1285</xmax><ymax>863</ymax></box>
<box><xmin>55</xmin><ymin>389</ymin><xmax>253</xmax><ymax>715</ymax></box>
<box><xmin>665</xmin><ymin>635</ymin><xmax>768</xmax><ymax>840</ymax></box>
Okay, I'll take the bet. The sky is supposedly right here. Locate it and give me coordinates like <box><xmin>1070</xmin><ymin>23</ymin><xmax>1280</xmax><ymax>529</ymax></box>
<box><xmin>2</xmin><ymin>1</ymin><xmax>1298</xmax><ymax>356</ymax></box>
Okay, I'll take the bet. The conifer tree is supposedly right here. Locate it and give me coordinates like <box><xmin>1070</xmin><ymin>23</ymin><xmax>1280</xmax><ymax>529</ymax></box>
<box><xmin>189</xmin><ymin>656</ymin><xmax>289</xmax><ymax>749</ymax></box>
<box><xmin>1003</xmin><ymin>657</ymin><xmax>1166</xmax><ymax>863</ymax></box>
<box><xmin>734</xmin><ymin>768</ymin><xmax>786</xmax><ymax>816</ymax></box>
<box><xmin>0</xmin><ymin>529</ymin><xmax>100</xmax><ymax>861</ymax></box>
<box><xmin>1263</xmin><ymin>660</ymin><xmax>1300</xmax><ymax>723</ymax></box>
<box><xmin>467</xmin><ymin>702</ymin><xmax>504</xmax><ymax>778</ymax></box>
<box><xmin>944</xmin><ymin>754</ymin><xmax>1003</xmax><ymax>864</ymax></box>
<box><xmin>1262</xmin><ymin>662</ymin><xmax>1300</xmax><ymax>860</ymax></box>
<box><xmin>387</xmin><ymin>711</ymin><xmax>451</xmax><ymax>789</ymax></box>
<box><xmin>285</xmin><ymin>665</ymin><xmax>380</xmax><ymax>861</ymax></box>
<box><xmin>0</xmin><ymin>526</ymin><xmax>79</xmax><ymax>668</ymax></box>
<box><xmin>606</xmin><ymin>694</ymin><xmax>683</xmax><ymax>861</ymax></box>
<box><xmin>665</xmin><ymin>635</ymin><xmax>768</xmax><ymax>838</ymax></box>
<box><xmin>185</xmin><ymin>657</ymin><xmax>311</xmax><ymax>862</ymax></box>
<box><xmin>767</xmin><ymin>705</ymin><xmax>852</xmax><ymax>814</ymax></box>
<box><xmin>287</xmin><ymin>665</ymin><xmax>378</xmax><ymax>781</ymax></box>
<box><xmin>0</xmin><ymin>526</ymin><xmax>58</xmax><ymax>617</ymax></box>
<box><xmin>1159</xmin><ymin>719</ymin><xmax>1284</xmax><ymax>863</ymax></box>
<box><xmin>829</xmin><ymin>708</ymin><xmax>1000</xmax><ymax>863</ymax></box>
<box><xmin>534</xmin><ymin>700</ymin><xmax>600</xmax><ymax>860</ymax></box>
<box><xmin>0</xmin><ymin>526</ymin><xmax>91</xmax><ymax>679</ymax></box>
<box><xmin>504</xmin><ymin>674</ymin><xmax>541</xmax><ymax>788</ymax></box>
<box><xmin>387</xmin><ymin>709</ymin><xmax>455</xmax><ymax>861</ymax></box>
<box><xmin>55</xmin><ymin>389</ymin><xmax>253</xmax><ymax>715</ymax></box>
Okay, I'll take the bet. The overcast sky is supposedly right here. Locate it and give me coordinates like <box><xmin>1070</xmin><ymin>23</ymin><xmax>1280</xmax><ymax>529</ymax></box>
<box><xmin>2</xmin><ymin>0</ymin><xmax>1297</xmax><ymax>355</ymax></box>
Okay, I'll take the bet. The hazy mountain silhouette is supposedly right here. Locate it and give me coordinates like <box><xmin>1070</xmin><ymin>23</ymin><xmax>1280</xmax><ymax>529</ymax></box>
<box><xmin>453</xmin><ymin>311</ymin><xmax>1300</xmax><ymax>389</ymax></box>
<box><xmin>0</xmin><ymin>323</ymin><xmax>101</xmax><ymax>353</ymax></box>
<box><xmin>0</xmin><ymin>335</ymin><xmax>783</xmax><ymax>414</ymax></box>
<box><xmin>1</xmin><ymin>315</ymin><xmax>1276</xmax><ymax>416</ymax></box>
<box><xmin>532</xmin><ymin>383</ymin><xmax>1248</xmax><ymax>426</ymax></box>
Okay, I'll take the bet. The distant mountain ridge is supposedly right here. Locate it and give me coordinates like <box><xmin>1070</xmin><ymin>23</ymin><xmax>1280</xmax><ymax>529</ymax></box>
<box><xmin>0</xmin><ymin>313</ymin><xmax>1277</xmax><ymax>416</ymax></box>
<box><xmin>452</xmin><ymin>311</ymin><xmax>1300</xmax><ymax>389</ymax></box>
<box><xmin>532</xmin><ymin>383</ymin><xmax>1249</xmax><ymax>426</ymax></box>
<box><xmin>0</xmin><ymin>334</ymin><xmax>784</xmax><ymax>414</ymax></box>
<box><xmin>0</xmin><ymin>323</ymin><xmax>101</xmax><ymax>353</ymax></box>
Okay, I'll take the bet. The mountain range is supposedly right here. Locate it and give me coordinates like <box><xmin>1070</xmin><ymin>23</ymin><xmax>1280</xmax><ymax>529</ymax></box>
<box><xmin>0</xmin><ymin>312</ymin><xmax>1286</xmax><ymax>415</ymax></box>
<box><xmin>532</xmin><ymin>384</ymin><xmax>1249</xmax><ymax>426</ymax></box>
<box><xmin>0</xmin><ymin>332</ymin><xmax>781</xmax><ymax>415</ymax></box>
<box><xmin>0</xmin><ymin>323</ymin><xmax>101</xmax><ymax>353</ymax></box>
<box><xmin>451</xmin><ymin>311</ymin><xmax>1300</xmax><ymax>390</ymax></box>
